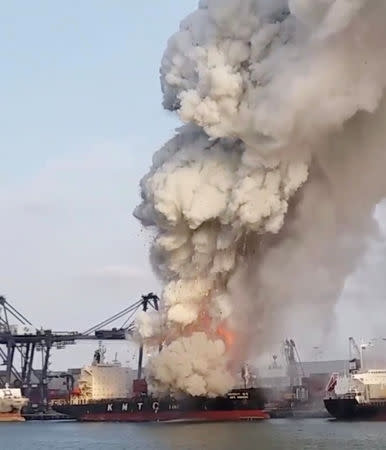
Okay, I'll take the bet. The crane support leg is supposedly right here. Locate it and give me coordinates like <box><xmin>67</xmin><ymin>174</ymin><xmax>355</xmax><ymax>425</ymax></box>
<box><xmin>6</xmin><ymin>341</ymin><xmax>15</xmax><ymax>385</ymax></box>
<box><xmin>41</xmin><ymin>344</ymin><xmax>51</xmax><ymax>408</ymax></box>
<box><xmin>21</xmin><ymin>343</ymin><xmax>31</xmax><ymax>381</ymax></box>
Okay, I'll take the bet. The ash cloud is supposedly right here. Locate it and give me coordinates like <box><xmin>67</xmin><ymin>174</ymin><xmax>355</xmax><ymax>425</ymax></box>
<box><xmin>135</xmin><ymin>0</ymin><xmax>386</xmax><ymax>396</ymax></box>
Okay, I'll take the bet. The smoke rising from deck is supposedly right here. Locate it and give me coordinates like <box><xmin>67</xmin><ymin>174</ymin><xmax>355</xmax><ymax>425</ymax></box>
<box><xmin>135</xmin><ymin>0</ymin><xmax>386</xmax><ymax>396</ymax></box>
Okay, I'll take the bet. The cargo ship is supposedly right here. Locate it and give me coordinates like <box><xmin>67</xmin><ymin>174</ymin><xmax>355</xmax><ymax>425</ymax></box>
<box><xmin>0</xmin><ymin>385</ymin><xmax>28</xmax><ymax>422</ymax></box>
<box><xmin>324</xmin><ymin>337</ymin><xmax>386</xmax><ymax>420</ymax></box>
<box><xmin>52</xmin><ymin>345</ymin><xmax>269</xmax><ymax>422</ymax></box>
<box><xmin>54</xmin><ymin>386</ymin><xmax>268</xmax><ymax>422</ymax></box>
<box><xmin>324</xmin><ymin>369</ymin><xmax>386</xmax><ymax>420</ymax></box>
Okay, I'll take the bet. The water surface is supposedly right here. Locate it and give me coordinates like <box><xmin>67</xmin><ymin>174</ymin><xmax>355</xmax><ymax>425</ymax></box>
<box><xmin>1</xmin><ymin>419</ymin><xmax>386</xmax><ymax>450</ymax></box>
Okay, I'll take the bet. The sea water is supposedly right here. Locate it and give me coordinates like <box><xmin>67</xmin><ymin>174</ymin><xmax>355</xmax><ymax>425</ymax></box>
<box><xmin>1</xmin><ymin>419</ymin><xmax>385</xmax><ymax>450</ymax></box>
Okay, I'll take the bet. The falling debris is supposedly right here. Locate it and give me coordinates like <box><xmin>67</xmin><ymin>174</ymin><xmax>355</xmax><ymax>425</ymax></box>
<box><xmin>135</xmin><ymin>0</ymin><xmax>386</xmax><ymax>396</ymax></box>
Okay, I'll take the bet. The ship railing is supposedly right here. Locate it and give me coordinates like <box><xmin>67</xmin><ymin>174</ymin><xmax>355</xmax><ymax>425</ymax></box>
<box><xmin>341</xmin><ymin>393</ymin><xmax>357</xmax><ymax>399</ymax></box>
<box><xmin>367</xmin><ymin>400</ymin><xmax>386</xmax><ymax>406</ymax></box>
<box><xmin>325</xmin><ymin>392</ymin><xmax>356</xmax><ymax>400</ymax></box>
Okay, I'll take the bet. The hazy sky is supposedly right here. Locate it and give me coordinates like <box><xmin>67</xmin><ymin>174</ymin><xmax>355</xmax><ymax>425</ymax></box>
<box><xmin>1</xmin><ymin>1</ymin><xmax>386</xmax><ymax>371</ymax></box>
<box><xmin>0</xmin><ymin>1</ymin><xmax>197</xmax><ymax>369</ymax></box>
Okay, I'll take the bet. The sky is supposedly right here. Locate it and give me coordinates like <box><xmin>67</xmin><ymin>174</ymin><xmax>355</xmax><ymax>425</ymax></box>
<box><xmin>0</xmin><ymin>1</ymin><xmax>197</xmax><ymax>369</ymax></box>
<box><xmin>1</xmin><ymin>0</ymin><xmax>386</xmax><ymax>371</ymax></box>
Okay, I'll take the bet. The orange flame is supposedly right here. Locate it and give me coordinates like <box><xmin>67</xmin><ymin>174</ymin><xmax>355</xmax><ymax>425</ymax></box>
<box><xmin>159</xmin><ymin>307</ymin><xmax>236</xmax><ymax>353</ymax></box>
<box><xmin>216</xmin><ymin>324</ymin><xmax>235</xmax><ymax>350</ymax></box>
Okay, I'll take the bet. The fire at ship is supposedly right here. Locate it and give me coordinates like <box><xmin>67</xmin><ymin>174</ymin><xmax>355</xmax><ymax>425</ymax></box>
<box><xmin>55</xmin><ymin>387</ymin><xmax>268</xmax><ymax>423</ymax></box>
<box><xmin>60</xmin><ymin>0</ymin><xmax>386</xmax><ymax>423</ymax></box>
<box><xmin>53</xmin><ymin>342</ymin><xmax>269</xmax><ymax>423</ymax></box>
<box><xmin>133</xmin><ymin>0</ymin><xmax>386</xmax><ymax>411</ymax></box>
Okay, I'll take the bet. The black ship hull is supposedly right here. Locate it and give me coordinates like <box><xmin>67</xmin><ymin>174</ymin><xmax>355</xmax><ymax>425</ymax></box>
<box><xmin>53</xmin><ymin>388</ymin><xmax>269</xmax><ymax>423</ymax></box>
<box><xmin>324</xmin><ymin>398</ymin><xmax>386</xmax><ymax>420</ymax></box>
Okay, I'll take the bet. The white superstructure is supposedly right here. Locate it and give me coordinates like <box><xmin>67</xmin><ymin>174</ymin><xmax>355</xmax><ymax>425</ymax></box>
<box><xmin>0</xmin><ymin>386</ymin><xmax>28</xmax><ymax>420</ymax></box>
<box><xmin>71</xmin><ymin>346</ymin><xmax>135</xmax><ymax>403</ymax></box>
<box><xmin>326</xmin><ymin>338</ymin><xmax>386</xmax><ymax>405</ymax></box>
<box><xmin>330</xmin><ymin>370</ymin><xmax>386</xmax><ymax>405</ymax></box>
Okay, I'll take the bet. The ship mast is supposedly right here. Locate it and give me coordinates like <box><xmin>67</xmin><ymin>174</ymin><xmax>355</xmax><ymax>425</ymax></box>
<box><xmin>241</xmin><ymin>364</ymin><xmax>250</xmax><ymax>388</ymax></box>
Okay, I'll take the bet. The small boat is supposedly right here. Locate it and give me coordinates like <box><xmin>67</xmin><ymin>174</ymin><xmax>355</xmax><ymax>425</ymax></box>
<box><xmin>0</xmin><ymin>385</ymin><xmax>28</xmax><ymax>422</ymax></box>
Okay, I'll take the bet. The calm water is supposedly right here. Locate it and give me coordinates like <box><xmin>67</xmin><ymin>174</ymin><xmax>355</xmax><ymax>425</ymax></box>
<box><xmin>1</xmin><ymin>419</ymin><xmax>386</xmax><ymax>450</ymax></box>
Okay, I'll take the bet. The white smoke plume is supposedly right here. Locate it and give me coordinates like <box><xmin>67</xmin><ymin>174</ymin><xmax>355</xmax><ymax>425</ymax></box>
<box><xmin>135</xmin><ymin>0</ymin><xmax>386</xmax><ymax>396</ymax></box>
<box><xmin>147</xmin><ymin>332</ymin><xmax>234</xmax><ymax>397</ymax></box>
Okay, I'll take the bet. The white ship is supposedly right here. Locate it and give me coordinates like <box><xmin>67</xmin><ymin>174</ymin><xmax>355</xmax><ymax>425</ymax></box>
<box><xmin>0</xmin><ymin>385</ymin><xmax>28</xmax><ymax>422</ymax></box>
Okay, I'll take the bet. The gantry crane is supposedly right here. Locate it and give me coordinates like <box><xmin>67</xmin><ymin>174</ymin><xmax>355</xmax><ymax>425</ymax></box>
<box><xmin>0</xmin><ymin>293</ymin><xmax>160</xmax><ymax>410</ymax></box>
<box><xmin>283</xmin><ymin>339</ymin><xmax>305</xmax><ymax>387</ymax></box>
<box><xmin>283</xmin><ymin>339</ymin><xmax>308</xmax><ymax>405</ymax></box>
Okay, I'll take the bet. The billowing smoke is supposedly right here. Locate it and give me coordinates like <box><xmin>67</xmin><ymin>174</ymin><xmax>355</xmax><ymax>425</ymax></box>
<box><xmin>135</xmin><ymin>0</ymin><xmax>386</xmax><ymax>396</ymax></box>
<box><xmin>147</xmin><ymin>332</ymin><xmax>234</xmax><ymax>397</ymax></box>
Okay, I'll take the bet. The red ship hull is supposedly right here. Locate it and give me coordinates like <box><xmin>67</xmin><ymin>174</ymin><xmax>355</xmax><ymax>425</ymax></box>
<box><xmin>0</xmin><ymin>412</ymin><xmax>25</xmax><ymax>422</ymax></box>
<box><xmin>76</xmin><ymin>409</ymin><xmax>269</xmax><ymax>423</ymax></box>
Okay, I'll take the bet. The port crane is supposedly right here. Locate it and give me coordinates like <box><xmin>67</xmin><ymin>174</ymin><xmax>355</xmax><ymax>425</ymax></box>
<box><xmin>348</xmin><ymin>336</ymin><xmax>362</xmax><ymax>373</ymax></box>
<box><xmin>0</xmin><ymin>293</ymin><xmax>159</xmax><ymax>410</ymax></box>
<box><xmin>283</xmin><ymin>339</ymin><xmax>308</xmax><ymax>404</ymax></box>
<box><xmin>283</xmin><ymin>339</ymin><xmax>305</xmax><ymax>387</ymax></box>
